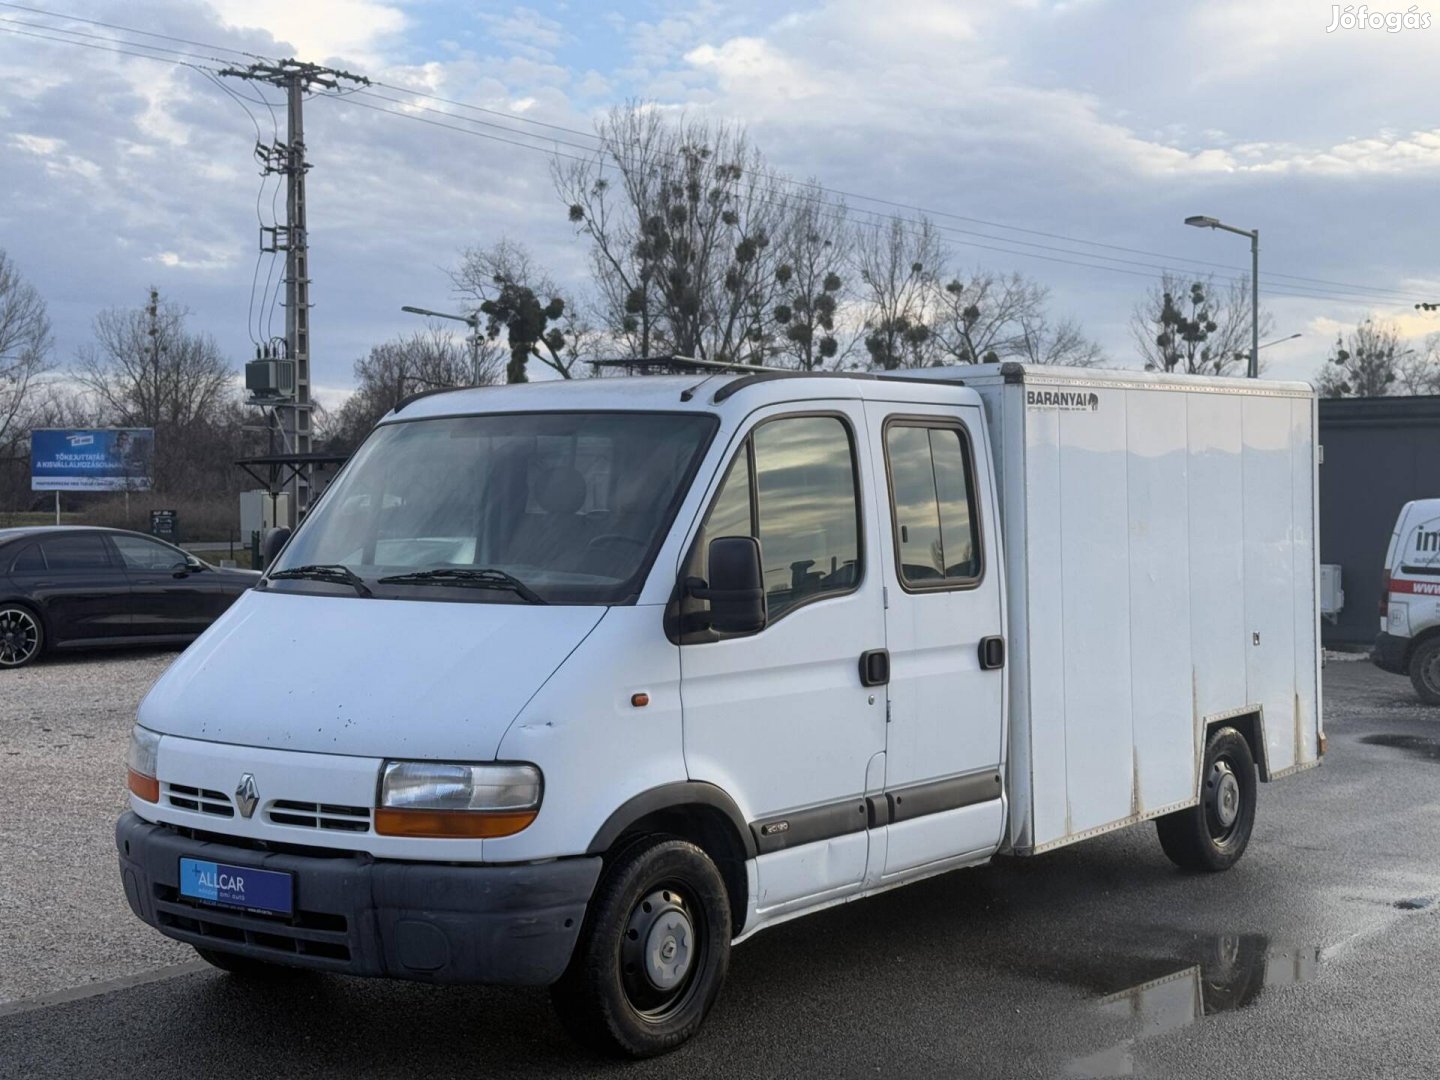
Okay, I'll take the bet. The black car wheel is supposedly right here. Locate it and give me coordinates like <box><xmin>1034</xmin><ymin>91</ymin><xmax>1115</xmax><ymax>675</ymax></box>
<box><xmin>551</xmin><ymin>836</ymin><xmax>731</xmax><ymax>1057</ymax></box>
<box><xmin>1156</xmin><ymin>725</ymin><xmax>1257</xmax><ymax>872</ymax></box>
<box><xmin>0</xmin><ymin>605</ymin><xmax>43</xmax><ymax>668</ymax></box>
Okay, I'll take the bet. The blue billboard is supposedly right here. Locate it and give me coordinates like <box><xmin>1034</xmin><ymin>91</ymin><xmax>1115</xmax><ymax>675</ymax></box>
<box><xmin>30</xmin><ymin>428</ymin><xmax>155</xmax><ymax>492</ymax></box>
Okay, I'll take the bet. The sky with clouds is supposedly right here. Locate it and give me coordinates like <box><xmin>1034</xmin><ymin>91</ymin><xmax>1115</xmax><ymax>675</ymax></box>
<box><xmin>2</xmin><ymin>0</ymin><xmax>1439</xmax><ymax>407</ymax></box>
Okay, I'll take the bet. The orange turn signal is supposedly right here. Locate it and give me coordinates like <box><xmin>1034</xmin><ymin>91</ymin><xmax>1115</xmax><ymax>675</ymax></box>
<box><xmin>127</xmin><ymin>768</ymin><xmax>159</xmax><ymax>803</ymax></box>
<box><xmin>631</xmin><ymin>692</ymin><xmax>650</xmax><ymax>708</ymax></box>
<box><xmin>374</xmin><ymin>807</ymin><xmax>537</xmax><ymax>839</ymax></box>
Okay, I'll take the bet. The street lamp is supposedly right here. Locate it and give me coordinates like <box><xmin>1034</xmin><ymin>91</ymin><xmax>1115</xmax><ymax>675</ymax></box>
<box><xmin>1185</xmin><ymin>215</ymin><xmax>1260</xmax><ymax>379</ymax></box>
<box><xmin>1234</xmin><ymin>332</ymin><xmax>1300</xmax><ymax>369</ymax></box>
<box><xmin>400</xmin><ymin>304</ymin><xmax>483</xmax><ymax>386</ymax></box>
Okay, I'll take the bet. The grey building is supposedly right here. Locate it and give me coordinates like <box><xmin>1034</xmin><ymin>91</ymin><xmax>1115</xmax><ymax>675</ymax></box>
<box><xmin>1319</xmin><ymin>395</ymin><xmax>1440</xmax><ymax>646</ymax></box>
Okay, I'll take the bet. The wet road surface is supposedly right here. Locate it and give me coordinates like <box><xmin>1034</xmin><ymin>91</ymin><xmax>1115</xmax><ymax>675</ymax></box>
<box><xmin>3</xmin><ymin>659</ymin><xmax>1439</xmax><ymax>1078</ymax></box>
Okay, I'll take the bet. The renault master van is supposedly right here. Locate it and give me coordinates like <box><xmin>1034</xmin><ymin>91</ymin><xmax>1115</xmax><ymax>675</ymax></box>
<box><xmin>117</xmin><ymin>363</ymin><xmax>1323</xmax><ymax>1056</ymax></box>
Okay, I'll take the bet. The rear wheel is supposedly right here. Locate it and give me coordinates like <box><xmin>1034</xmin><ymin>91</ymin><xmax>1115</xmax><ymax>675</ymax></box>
<box><xmin>550</xmin><ymin>836</ymin><xmax>731</xmax><ymax>1058</ymax></box>
<box><xmin>1156</xmin><ymin>726</ymin><xmax>1257</xmax><ymax>872</ymax></box>
<box><xmin>0</xmin><ymin>605</ymin><xmax>43</xmax><ymax>668</ymax></box>
<box><xmin>1409</xmin><ymin>638</ymin><xmax>1440</xmax><ymax>706</ymax></box>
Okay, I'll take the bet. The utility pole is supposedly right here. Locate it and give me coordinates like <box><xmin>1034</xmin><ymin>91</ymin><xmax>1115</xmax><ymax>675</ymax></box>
<box><xmin>220</xmin><ymin>59</ymin><xmax>368</xmax><ymax>518</ymax></box>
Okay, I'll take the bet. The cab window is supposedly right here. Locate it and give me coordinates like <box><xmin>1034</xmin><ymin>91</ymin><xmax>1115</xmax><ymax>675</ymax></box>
<box><xmin>683</xmin><ymin>413</ymin><xmax>861</xmax><ymax>635</ymax></box>
<box><xmin>39</xmin><ymin>534</ymin><xmax>111</xmax><ymax>571</ymax></box>
<box><xmin>884</xmin><ymin>422</ymin><xmax>982</xmax><ymax>588</ymax></box>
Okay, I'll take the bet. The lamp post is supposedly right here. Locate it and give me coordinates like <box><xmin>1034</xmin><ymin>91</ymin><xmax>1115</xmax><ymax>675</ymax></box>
<box><xmin>1185</xmin><ymin>215</ymin><xmax>1260</xmax><ymax>378</ymax></box>
<box><xmin>400</xmin><ymin>304</ymin><xmax>483</xmax><ymax>385</ymax></box>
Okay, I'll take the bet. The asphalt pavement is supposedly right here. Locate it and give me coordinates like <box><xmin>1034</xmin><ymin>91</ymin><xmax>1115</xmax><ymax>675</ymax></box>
<box><xmin>2</xmin><ymin>653</ymin><xmax>1439</xmax><ymax>1078</ymax></box>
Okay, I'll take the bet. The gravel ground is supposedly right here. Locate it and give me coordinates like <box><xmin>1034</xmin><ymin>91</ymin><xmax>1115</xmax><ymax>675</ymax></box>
<box><xmin>0</xmin><ymin>648</ymin><xmax>191</xmax><ymax>1003</ymax></box>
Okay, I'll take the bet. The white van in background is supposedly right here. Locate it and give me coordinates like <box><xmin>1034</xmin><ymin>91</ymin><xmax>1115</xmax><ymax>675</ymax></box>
<box><xmin>1374</xmin><ymin>498</ymin><xmax>1440</xmax><ymax>704</ymax></box>
<box><xmin>116</xmin><ymin>363</ymin><xmax>1323</xmax><ymax>1057</ymax></box>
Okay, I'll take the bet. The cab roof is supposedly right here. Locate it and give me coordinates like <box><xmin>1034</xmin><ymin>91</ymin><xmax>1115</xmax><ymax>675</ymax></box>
<box><xmin>382</xmin><ymin>368</ymin><xmax>982</xmax><ymax>423</ymax></box>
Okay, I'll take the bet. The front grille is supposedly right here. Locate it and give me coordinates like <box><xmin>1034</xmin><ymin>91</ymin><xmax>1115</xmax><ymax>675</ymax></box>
<box><xmin>165</xmin><ymin>783</ymin><xmax>234</xmax><ymax>817</ymax></box>
<box><xmin>154</xmin><ymin>884</ymin><xmax>351</xmax><ymax>962</ymax></box>
<box><xmin>267</xmin><ymin>800</ymin><xmax>371</xmax><ymax>833</ymax></box>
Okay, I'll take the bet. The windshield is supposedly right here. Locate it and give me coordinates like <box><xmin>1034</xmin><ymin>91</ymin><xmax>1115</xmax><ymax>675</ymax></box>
<box><xmin>271</xmin><ymin>411</ymin><xmax>716</xmax><ymax>605</ymax></box>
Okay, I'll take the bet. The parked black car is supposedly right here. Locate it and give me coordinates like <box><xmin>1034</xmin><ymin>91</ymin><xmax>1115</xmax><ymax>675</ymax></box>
<box><xmin>0</xmin><ymin>526</ymin><xmax>259</xmax><ymax>668</ymax></box>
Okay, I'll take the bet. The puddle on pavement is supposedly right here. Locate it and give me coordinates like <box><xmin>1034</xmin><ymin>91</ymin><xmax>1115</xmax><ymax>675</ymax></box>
<box><xmin>1360</xmin><ymin>733</ymin><xmax>1440</xmax><ymax>761</ymax></box>
<box><xmin>1063</xmin><ymin>935</ymin><xmax>1321</xmax><ymax>1078</ymax></box>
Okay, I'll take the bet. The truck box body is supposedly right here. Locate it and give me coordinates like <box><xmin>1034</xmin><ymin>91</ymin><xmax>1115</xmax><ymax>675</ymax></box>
<box><xmin>948</xmin><ymin>364</ymin><xmax>1321</xmax><ymax>853</ymax></box>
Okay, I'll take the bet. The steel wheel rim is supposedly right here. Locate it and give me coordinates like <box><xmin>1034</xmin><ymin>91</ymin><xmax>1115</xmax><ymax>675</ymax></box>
<box><xmin>0</xmin><ymin>609</ymin><xmax>39</xmax><ymax>667</ymax></box>
<box><xmin>620</xmin><ymin>883</ymin><xmax>706</xmax><ymax>1022</ymax></box>
<box><xmin>1423</xmin><ymin>649</ymin><xmax>1440</xmax><ymax>694</ymax></box>
<box><xmin>1204</xmin><ymin>758</ymin><xmax>1243</xmax><ymax>843</ymax></box>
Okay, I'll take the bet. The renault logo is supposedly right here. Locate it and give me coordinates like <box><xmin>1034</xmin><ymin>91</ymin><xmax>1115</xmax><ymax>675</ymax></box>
<box><xmin>235</xmin><ymin>773</ymin><xmax>259</xmax><ymax>819</ymax></box>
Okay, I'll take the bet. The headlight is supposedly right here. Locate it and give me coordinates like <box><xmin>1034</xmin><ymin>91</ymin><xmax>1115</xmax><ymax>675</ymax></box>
<box><xmin>375</xmin><ymin>761</ymin><xmax>542</xmax><ymax>838</ymax></box>
<box><xmin>126</xmin><ymin>726</ymin><xmax>161</xmax><ymax>802</ymax></box>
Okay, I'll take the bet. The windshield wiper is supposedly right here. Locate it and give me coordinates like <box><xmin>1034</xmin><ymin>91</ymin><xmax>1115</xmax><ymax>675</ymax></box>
<box><xmin>267</xmin><ymin>563</ymin><xmax>373</xmax><ymax>597</ymax></box>
<box><xmin>377</xmin><ymin>567</ymin><xmax>547</xmax><ymax>604</ymax></box>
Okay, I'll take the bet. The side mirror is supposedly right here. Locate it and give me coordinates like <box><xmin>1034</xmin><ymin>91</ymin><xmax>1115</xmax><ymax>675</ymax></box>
<box><xmin>260</xmin><ymin>527</ymin><xmax>292</xmax><ymax>568</ymax></box>
<box><xmin>688</xmin><ymin>536</ymin><xmax>766</xmax><ymax>634</ymax></box>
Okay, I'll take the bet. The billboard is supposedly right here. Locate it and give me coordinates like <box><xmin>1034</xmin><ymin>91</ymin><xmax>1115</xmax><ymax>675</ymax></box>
<box><xmin>30</xmin><ymin>428</ymin><xmax>155</xmax><ymax>492</ymax></box>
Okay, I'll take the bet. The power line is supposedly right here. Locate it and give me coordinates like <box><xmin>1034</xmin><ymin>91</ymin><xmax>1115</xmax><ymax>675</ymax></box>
<box><xmin>0</xmin><ymin>1</ymin><xmax>270</xmax><ymax>60</ymax></box>
<box><xmin>0</xmin><ymin>16</ymin><xmax>1429</xmax><ymax>311</ymax></box>
<box><xmin>332</xmin><ymin>92</ymin><xmax>1415</xmax><ymax>309</ymax></box>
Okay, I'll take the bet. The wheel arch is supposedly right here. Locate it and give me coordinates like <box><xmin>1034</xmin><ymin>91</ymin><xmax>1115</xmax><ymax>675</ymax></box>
<box><xmin>1208</xmin><ymin>710</ymin><xmax>1270</xmax><ymax>782</ymax></box>
<box><xmin>1402</xmin><ymin>625</ymin><xmax>1440</xmax><ymax>670</ymax></box>
<box><xmin>588</xmin><ymin>782</ymin><xmax>754</xmax><ymax>933</ymax></box>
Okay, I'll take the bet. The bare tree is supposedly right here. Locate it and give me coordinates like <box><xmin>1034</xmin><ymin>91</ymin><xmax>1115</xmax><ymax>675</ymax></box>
<box><xmin>1395</xmin><ymin>333</ymin><xmax>1440</xmax><ymax>395</ymax></box>
<box><xmin>556</xmin><ymin>104</ymin><xmax>792</xmax><ymax>364</ymax></box>
<box><xmin>770</xmin><ymin>190</ymin><xmax>853</xmax><ymax>370</ymax></box>
<box><xmin>452</xmin><ymin>239</ymin><xmax>590</xmax><ymax>382</ymax></box>
<box><xmin>329</xmin><ymin>327</ymin><xmax>501</xmax><ymax>450</ymax></box>
<box><xmin>934</xmin><ymin>270</ymin><xmax>1103</xmax><ymax>368</ymax></box>
<box><xmin>1316</xmin><ymin>318</ymin><xmax>1409</xmax><ymax>398</ymax></box>
<box><xmin>1131</xmin><ymin>274</ymin><xmax>1271</xmax><ymax>375</ymax></box>
<box><xmin>75</xmin><ymin>289</ymin><xmax>233</xmax><ymax>431</ymax></box>
<box><xmin>855</xmin><ymin>217</ymin><xmax>944</xmax><ymax>370</ymax></box>
<box><xmin>73</xmin><ymin>289</ymin><xmax>237</xmax><ymax>492</ymax></box>
<box><xmin>0</xmin><ymin>250</ymin><xmax>54</xmax><ymax>460</ymax></box>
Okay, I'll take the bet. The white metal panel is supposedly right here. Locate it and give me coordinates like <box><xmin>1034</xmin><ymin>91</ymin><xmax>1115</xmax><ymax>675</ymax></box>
<box><xmin>1243</xmin><ymin>396</ymin><xmax>1299</xmax><ymax>774</ymax></box>
<box><xmin>879</xmin><ymin>800</ymin><xmax>1005</xmax><ymax>880</ymax></box>
<box><xmin>1185</xmin><ymin>393</ymin><xmax>1248</xmax><ymax>721</ymax></box>
<box><xmin>1018</xmin><ymin>397</ymin><xmax>1071</xmax><ymax>845</ymax></box>
<box><xmin>1124</xmin><ymin>389</ymin><xmax>1195</xmax><ymax>813</ymax></box>
<box><xmin>1055</xmin><ymin>397</ymin><xmax>1135</xmax><ymax>834</ymax></box>
<box><xmin>1291</xmin><ymin>396</ymin><xmax>1322</xmax><ymax>765</ymax></box>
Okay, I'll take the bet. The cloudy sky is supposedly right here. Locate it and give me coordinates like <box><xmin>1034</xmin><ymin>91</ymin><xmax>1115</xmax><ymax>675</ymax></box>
<box><xmin>3</xmin><ymin>0</ymin><xmax>1439</xmax><ymax>405</ymax></box>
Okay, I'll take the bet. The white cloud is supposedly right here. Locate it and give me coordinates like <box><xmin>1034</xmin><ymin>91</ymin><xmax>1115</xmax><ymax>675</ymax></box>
<box><xmin>208</xmin><ymin>0</ymin><xmax>407</xmax><ymax>64</ymax></box>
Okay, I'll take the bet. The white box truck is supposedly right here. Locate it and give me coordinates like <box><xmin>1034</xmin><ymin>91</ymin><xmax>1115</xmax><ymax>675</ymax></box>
<box><xmin>116</xmin><ymin>363</ymin><xmax>1322</xmax><ymax>1056</ymax></box>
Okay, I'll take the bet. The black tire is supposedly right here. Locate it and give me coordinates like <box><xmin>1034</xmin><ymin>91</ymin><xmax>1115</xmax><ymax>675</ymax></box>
<box><xmin>193</xmin><ymin>945</ymin><xmax>302</xmax><ymax>979</ymax></box>
<box><xmin>0</xmin><ymin>604</ymin><xmax>44</xmax><ymax>669</ymax></box>
<box><xmin>550</xmin><ymin>835</ymin><xmax>731</xmax><ymax>1058</ymax></box>
<box><xmin>1409</xmin><ymin>638</ymin><xmax>1440</xmax><ymax>706</ymax></box>
<box><xmin>1156</xmin><ymin>726</ymin><xmax>1257</xmax><ymax>872</ymax></box>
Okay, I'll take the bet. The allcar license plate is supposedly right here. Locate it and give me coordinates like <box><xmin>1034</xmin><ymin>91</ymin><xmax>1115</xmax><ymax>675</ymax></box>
<box><xmin>179</xmin><ymin>858</ymin><xmax>293</xmax><ymax>917</ymax></box>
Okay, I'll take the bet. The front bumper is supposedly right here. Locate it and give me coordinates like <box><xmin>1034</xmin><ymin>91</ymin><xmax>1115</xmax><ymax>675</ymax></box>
<box><xmin>116</xmin><ymin>812</ymin><xmax>600</xmax><ymax>986</ymax></box>
<box><xmin>1373</xmin><ymin>631</ymin><xmax>1409</xmax><ymax>674</ymax></box>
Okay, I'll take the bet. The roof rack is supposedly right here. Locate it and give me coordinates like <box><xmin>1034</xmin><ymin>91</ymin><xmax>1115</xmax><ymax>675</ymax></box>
<box><xmin>588</xmin><ymin>355</ymin><xmax>771</xmax><ymax>375</ymax></box>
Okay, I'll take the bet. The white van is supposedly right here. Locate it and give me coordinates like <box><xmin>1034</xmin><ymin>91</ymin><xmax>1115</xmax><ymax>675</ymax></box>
<box><xmin>1374</xmin><ymin>497</ymin><xmax>1440</xmax><ymax>703</ymax></box>
<box><xmin>116</xmin><ymin>364</ymin><xmax>1323</xmax><ymax>1056</ymax></box>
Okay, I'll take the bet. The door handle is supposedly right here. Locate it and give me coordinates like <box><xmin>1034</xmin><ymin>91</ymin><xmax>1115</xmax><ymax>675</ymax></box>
<box><xmin>978</xmin><ymin>636</ymin><xmax>1005</xmax><ymax>670</ymax></box>
<box><xmin>859</xmin><ymin>648</ymin><xmax>890</xmax><ymax>687</ymax></box>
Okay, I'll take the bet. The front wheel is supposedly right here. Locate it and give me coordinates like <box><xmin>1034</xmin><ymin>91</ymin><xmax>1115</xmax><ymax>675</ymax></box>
<box><xmin>1156</xmin><ymin>726</ymin><xmax>1257</xmax><ymax>872</ymax></box>
<box><xmin>551</xmin><ymin>836</ymin><xmax>731</xmax><ymax>1058</ymax></box>
<box><xmin>1409</xmin><ymin>638</ymin><xmax>1440</xmax><ymax>706</ymax></box>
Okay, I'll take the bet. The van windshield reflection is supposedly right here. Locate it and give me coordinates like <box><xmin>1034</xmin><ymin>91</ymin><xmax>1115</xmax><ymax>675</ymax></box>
<box><xmin>269</xmin><ymin>411</ymin><xmax>716</xmax><ymax>605</ymax></box>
